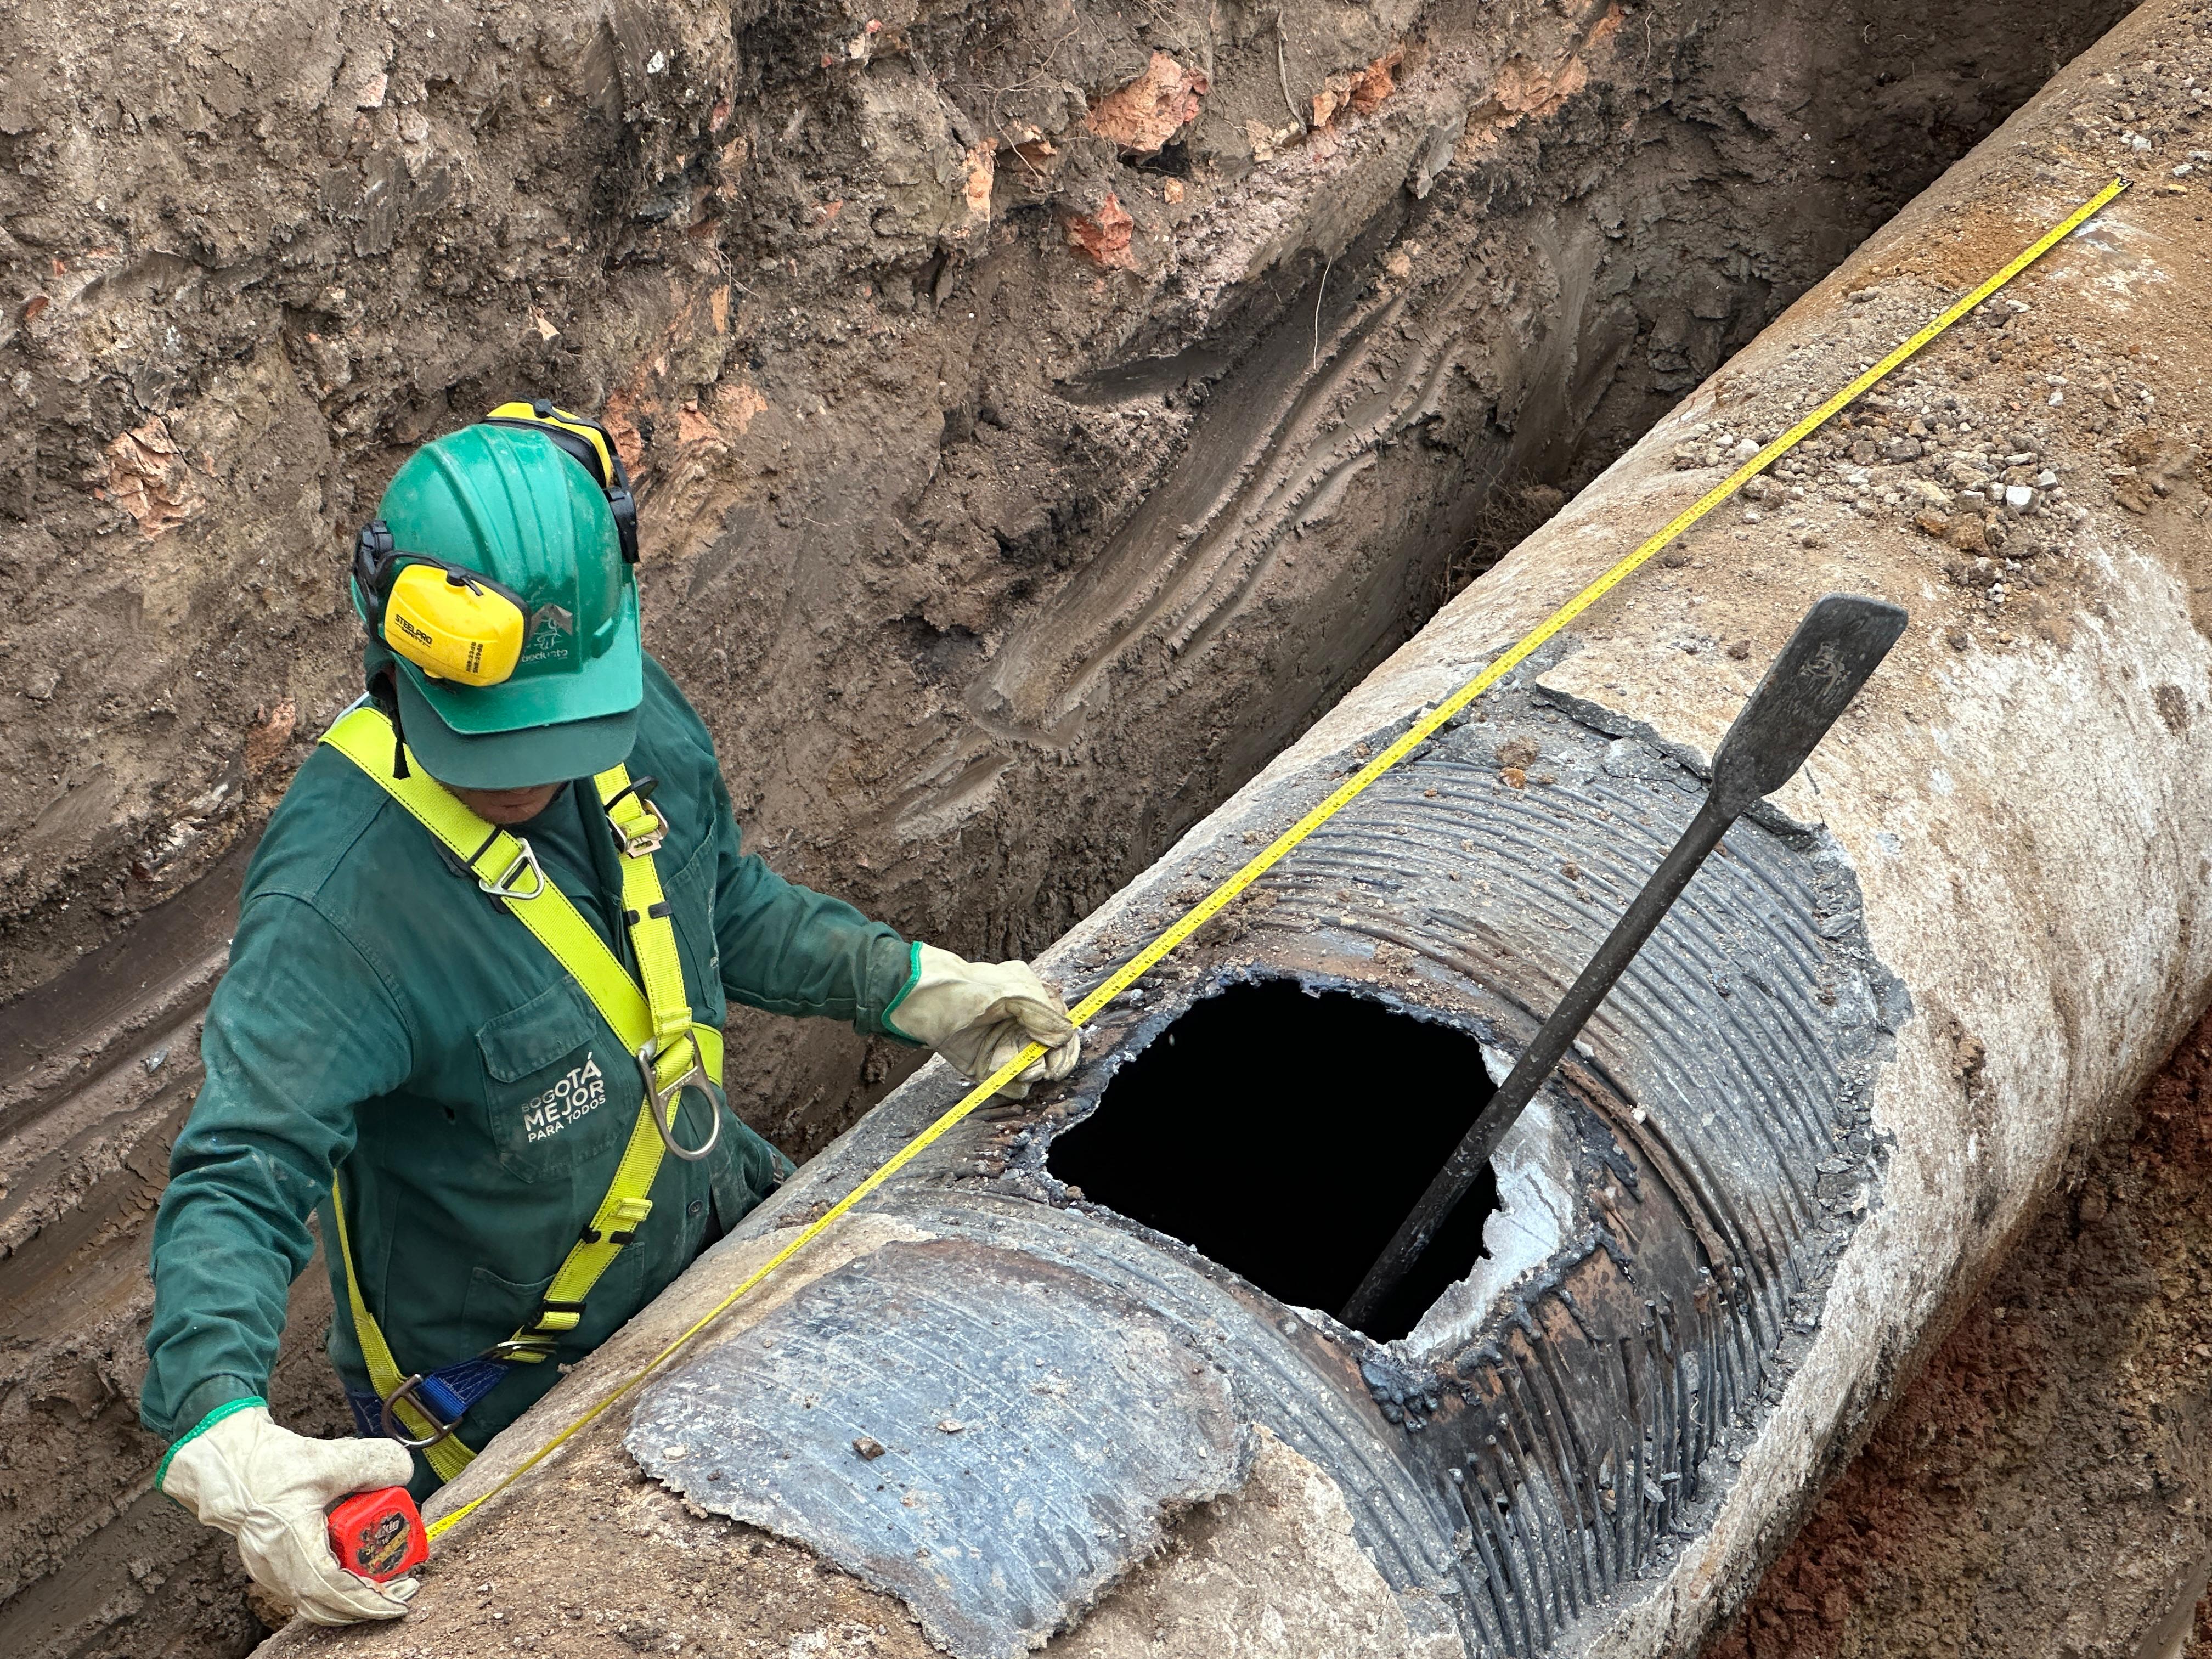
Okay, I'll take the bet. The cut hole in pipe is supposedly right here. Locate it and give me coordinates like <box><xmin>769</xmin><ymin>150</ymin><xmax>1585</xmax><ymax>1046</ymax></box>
<box><xmin>1048</xmin><ymin>981</ymin><xmax>1499</xmax><ymax>1342</ymax></box>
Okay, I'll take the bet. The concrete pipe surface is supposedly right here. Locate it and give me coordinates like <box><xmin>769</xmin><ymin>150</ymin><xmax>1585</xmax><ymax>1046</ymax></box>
<box><xmin>250</xmin><ymin>2</ymin><xmax>2204</xmax><ymax>1655</ymax></box>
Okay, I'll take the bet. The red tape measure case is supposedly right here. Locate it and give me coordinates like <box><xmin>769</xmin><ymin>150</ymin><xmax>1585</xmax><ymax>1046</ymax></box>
<box><xmin>326</xmin><ymin>1487</ymin><xmax>428</xmax><ymax>1582</ymax></box>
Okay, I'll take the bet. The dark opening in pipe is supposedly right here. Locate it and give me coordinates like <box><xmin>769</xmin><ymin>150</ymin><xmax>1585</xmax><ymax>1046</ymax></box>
<box><xmin>1048</xmin><ymin>981</ymin><xmax>1500</xmax><ymax>1341</ymax></box>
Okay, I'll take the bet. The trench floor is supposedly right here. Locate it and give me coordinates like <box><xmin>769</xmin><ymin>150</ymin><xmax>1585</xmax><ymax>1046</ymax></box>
<box><xmin>1707</xmin><ymin>1003</ymin><xmax>2212</xmax><ymax>1657</ymax></box>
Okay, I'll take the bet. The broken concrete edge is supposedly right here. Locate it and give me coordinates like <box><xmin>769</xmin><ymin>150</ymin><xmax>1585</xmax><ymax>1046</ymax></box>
<box><xmin>1049</xmin><ymin>1424</ymin><xmax>1471</xmax><ymax>1659</ymax></box>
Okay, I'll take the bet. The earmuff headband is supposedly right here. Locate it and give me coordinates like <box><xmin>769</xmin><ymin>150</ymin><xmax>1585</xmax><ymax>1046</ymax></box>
<box><xmin>483</xmin><ymin>399</ymin><xmax>640</xmax><ymax>565</ymax></box>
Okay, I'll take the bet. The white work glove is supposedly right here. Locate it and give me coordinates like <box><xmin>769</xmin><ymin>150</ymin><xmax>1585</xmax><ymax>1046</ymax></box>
<box><xmin>890</xmin><ymin>943</ymin><xmax>1080</xmax><ymax>1098</ymax></box>
<box><xmin>159</xmin><ymin>1403</ymin><xmax>419</xmax><ymax>1625</ymax></box>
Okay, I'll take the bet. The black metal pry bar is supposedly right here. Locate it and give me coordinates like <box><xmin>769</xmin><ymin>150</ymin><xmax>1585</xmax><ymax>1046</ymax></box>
<box><xmin>1339</xmin><ymin>591</ymin><xmax>1910</xmax><ymax>1332</ymax></box>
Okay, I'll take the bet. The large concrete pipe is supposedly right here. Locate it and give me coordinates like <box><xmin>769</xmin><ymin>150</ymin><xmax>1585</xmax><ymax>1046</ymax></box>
<box><xmin>260</xmin><ymin>2</ymin><xmax>2210</xmax><ymax>1654</ymax></box>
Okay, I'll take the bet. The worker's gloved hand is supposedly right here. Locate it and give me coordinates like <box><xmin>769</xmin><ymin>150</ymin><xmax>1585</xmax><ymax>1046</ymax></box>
<box><xmin>889</xmin><ymin>944</ymin><xmax>1080</xmax><ymax>1098</ymax></box>
<box><xmin>159</xmin><ymin>1402</ymin><xmax>419</xmax><ymax>1625</ymax></box>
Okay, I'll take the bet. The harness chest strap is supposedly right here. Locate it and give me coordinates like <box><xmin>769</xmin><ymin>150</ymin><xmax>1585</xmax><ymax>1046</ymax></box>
<box><xmin>320</xmin><ymin>706</ymin><xmax>722</xmax><ymax>1475</ymax></box>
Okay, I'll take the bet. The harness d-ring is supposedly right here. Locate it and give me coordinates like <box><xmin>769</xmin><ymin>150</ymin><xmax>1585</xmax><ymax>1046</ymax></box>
<box><xmin>636</xmin><ymin>1031</ymin><xmax>723</xmax><ymax>1161</ymax></box>
<box><xmin>464</xmin><ymin>828</ymin><xmax>546</xmax><ymax>900</ymax></box>
<box><xmin>377</xmin><ymin>1374</ymin><xmax>460</xmax><ymax>1449</ymax></box>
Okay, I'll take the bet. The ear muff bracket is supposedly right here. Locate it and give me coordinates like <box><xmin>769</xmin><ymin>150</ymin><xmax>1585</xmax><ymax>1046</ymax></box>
<box><xmin>484</xmin><ymin>399</ymin><xmax>641</xmax><ymax>565</ymax></box>
<box><xmin>352</xmin><ymin>518</ymin><xmax>398</xmax><ymax>624</ymax></box>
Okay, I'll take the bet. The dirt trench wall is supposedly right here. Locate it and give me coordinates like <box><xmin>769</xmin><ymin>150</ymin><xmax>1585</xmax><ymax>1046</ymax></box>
<box><xmin>0</xmin><ymin>0</ymin><xmax>2130</xmax><ymax>1130</ymax></box>
<box><xmin>0</xmin><ymin>1</ymin><xmax>2141</xmax><ymax>1655</ymax></box>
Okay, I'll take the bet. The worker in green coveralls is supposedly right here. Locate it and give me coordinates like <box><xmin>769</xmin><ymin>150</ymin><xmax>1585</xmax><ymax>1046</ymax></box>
<box><xmin>140</xmin><ymin>404</ymin><xmax>1080</xmax><ymax>1623</ymax></box>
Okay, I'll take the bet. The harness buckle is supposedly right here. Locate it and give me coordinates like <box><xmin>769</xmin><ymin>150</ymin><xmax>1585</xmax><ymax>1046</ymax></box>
<box><xmin>480</xmin><ymin>1336</ymin><xmax>560</xmax><ymax>1364</ymax></box>
<box><xmin>377</xmin><ymin>1374</ymin><xmax>461</xmax><ymax>1449</ymax></box>
<box><xmin>476</xmin><ymin>837</ymin><xmax>546</xmax><ymax>900</ymax></box>
<box><xmin>636</xmin><ymin>1032</ymin><xmax>723</xmax><ymax>1163</ymax></box>
<box><xmin>612</xmin><ymin>797</ymin><xmax>669</xmax><ymax>859</ymax></box>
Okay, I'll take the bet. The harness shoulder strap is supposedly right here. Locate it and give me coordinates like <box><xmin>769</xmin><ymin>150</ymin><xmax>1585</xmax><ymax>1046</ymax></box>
<box><xmin>325</xmin><ymin>709</ymin><xmax>658</xmax><ymax>1046</ymax></box>
<box><xmin>319</xmin><ymin>706</ymin><xmax>726</xmax><ymax>1474</ymax></box>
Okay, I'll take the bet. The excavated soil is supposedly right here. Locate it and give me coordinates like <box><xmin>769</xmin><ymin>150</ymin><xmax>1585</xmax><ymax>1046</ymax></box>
<box><xmin>0</xmin><ymin>0</ymin><xmax>2132</xmax><ymax>1133</ymax></box>
<box><xmin>1707</xmin><ymin>1003</ymin><xmax>2212</xmax><ymax>1658</ymax></box>
<box><xmin>0</xmin><ymin>0</ymin><xmax>2151</xmax><ymax>1654</ymax></box>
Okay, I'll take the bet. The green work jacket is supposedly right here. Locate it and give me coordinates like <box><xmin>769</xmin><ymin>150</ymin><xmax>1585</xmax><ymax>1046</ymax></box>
<box><xmin>142</xmin><ymin>656</ymin><xmax>918</xmax><ymax>1474</ymax></box>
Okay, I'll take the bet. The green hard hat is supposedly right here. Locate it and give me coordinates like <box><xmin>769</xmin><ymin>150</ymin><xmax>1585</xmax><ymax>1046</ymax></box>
<box><xmin>359</xmin><ymin>422</ymin><xmax>642</xmax><ymax>789</ymax></box>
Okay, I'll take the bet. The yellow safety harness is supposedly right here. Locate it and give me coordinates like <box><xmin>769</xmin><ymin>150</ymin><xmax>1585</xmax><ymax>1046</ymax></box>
<box><xmin>321</xmin><ymin>704</ymin><xmax>724</xmax><ymax>1481</ymax></box>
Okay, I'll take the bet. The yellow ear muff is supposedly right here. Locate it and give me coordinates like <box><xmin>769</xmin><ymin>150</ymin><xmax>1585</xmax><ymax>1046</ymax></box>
<box><xmin>384</xmin><ymin>563</ymin><xmax>527</xmax><ymax>686</ymax></box>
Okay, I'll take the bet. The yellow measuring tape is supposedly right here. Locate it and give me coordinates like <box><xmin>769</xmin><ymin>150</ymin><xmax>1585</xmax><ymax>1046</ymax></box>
<box><xmin>425</xmin><ymin>176</ymin><xmax>2126</xmax><ymax>1543</ymax></box>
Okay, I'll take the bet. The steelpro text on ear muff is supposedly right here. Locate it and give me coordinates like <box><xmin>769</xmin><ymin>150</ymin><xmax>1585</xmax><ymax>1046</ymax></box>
<box><xmin>483</xmin><ymin>399</ymin><xmax>640</xmax><ymax>566</ymax></box>
<box><xmin>352</xmin><ymin>521</ymin><xmax>532</xmax><ymax>687</ymax></box>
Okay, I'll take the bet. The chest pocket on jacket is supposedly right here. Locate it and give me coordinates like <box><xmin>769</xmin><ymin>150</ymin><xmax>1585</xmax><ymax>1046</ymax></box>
<box><xmin>475</xmin><ymin>978</ymin><xmax>631</xmax><ymax>1181</ymax></box>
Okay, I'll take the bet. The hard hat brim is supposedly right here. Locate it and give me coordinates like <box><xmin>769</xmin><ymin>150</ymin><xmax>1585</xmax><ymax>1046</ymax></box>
<box><xmin>392</xmin><ymin>619</ymin><xmax>642</xmax><ymax>789</ymax></box>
